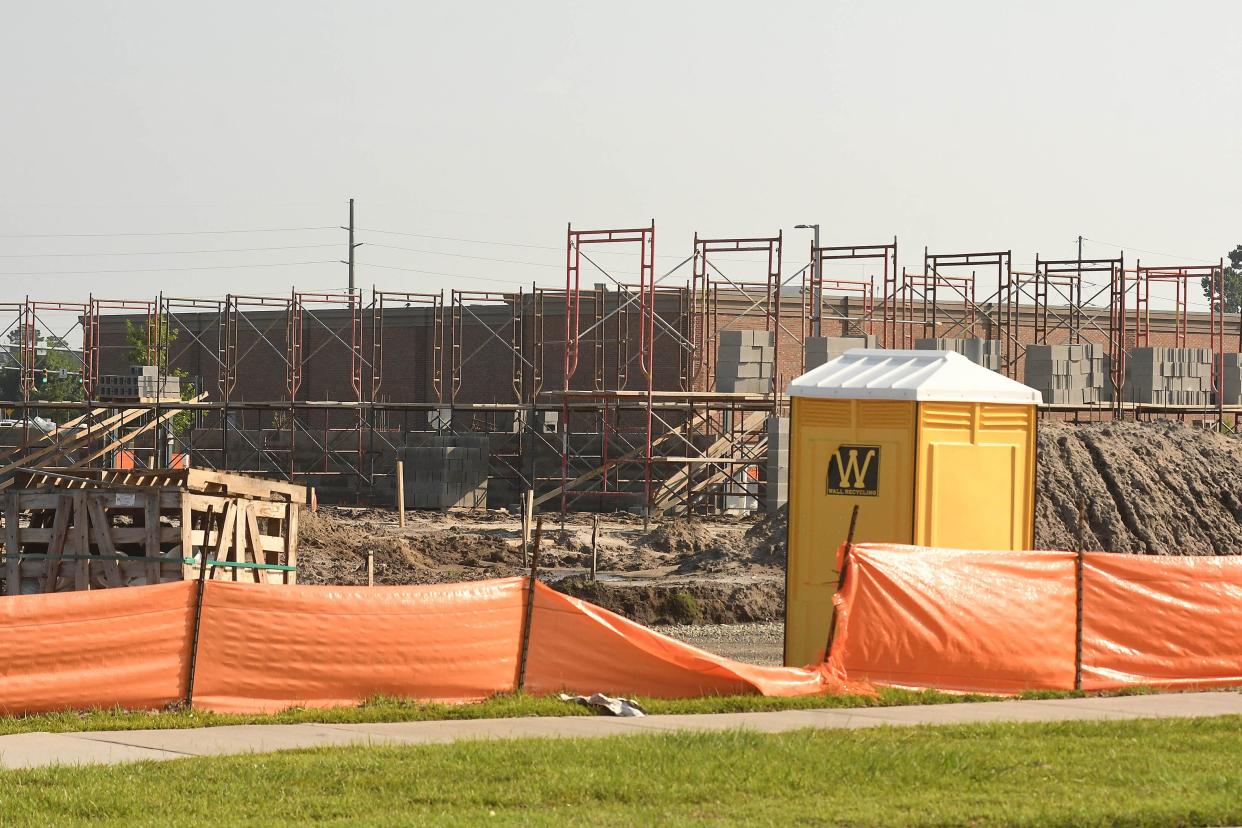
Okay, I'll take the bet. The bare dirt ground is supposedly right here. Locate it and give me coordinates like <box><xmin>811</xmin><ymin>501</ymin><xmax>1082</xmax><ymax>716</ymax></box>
<box><xmin>295</xmin><ymin>421</ymin><xmax>1242</xmax><ymax>663</ymax></box>
<box><xmin>1036</xmin><ymin>421</ymin><xmax>1242</xmax><ymax>554</ymax></box>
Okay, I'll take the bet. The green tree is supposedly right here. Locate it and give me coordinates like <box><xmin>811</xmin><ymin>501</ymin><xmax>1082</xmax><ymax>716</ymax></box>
<box><xmin>125</xmin><ymin>316</ymin><xmax>196</xmax><ymax>435</ymax></box>
<box><xmin>1202</xmin><ymin>245</ymin><xmax>1242</xmax><ymax>313</ymax></box>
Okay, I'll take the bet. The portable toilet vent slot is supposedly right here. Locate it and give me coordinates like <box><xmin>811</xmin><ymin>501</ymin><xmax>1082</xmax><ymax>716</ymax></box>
<box><xmin>783</xmin><ymin>349</ymin><xmax>1042</xmax><ymax>666</ymax></box>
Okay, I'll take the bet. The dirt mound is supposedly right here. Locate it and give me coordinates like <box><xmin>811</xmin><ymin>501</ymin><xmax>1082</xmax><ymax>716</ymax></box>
<box><xmin>552</xmin><ymin>576</ymin><xmax>783</xmax><ymax>625</ymax></box>
<box><xmin>1036</xmin><ymin>420</ymin><xmax>1242</xmax><ymax>554</ymax></box>
<box><xmin>744</xmin><ymin>505</ymin><xmax>788</xmax><ymax>560</ymax></box>
<box><xmin>296</xmin><ymin>509</ymin><xmax>526</xmax><ymax>585</ymax></box>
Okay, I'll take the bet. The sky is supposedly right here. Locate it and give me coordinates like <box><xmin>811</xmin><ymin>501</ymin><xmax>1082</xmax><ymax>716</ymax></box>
<box><xmin>0</xmin><ymin>1</ymin><xmax>1238</xmax><ymax>312</ymax></box>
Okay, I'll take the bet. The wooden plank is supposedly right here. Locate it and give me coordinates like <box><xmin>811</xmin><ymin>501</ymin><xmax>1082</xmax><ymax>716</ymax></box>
<box><xmin>180</xmin><ymin>493</ymin><xmax>193</xmax><ymax>581</ymax></box>
<box><xmin>72</xmin><ymin>492</ymin><xmax>89</xmax><ymax>590</ymax></box>
<box><xmin>533</xmin><ymin>422</ymin><xmax>688</xmax><ymax>508</ymax></box>
<box><xmin>19</xmin><ymin>526</ymin><xmax>180</xmax><ymax>545</ymax></box>
<box><xmin>0</xmin><ymin>407</ymin><xmax>148</xmax><ymax>488</ymax></box>
<box><xmin>67</xmin><ymin>396</ymin><xmax>206</xmax><ymax>469</ymax></box>
<box><xmin>184</xmin><ymin>493</ymin><xmax>286</xmax><ymax>518</ymax></box>
<box><xmin>85</xmin><ymin>496</ymin><xmax>125</xmax><ymax>588</ymax></box>
<box><xmin>5</xmin><ymin>492</ymin><xmax>19</xmax><ymax>596</ymax></box>
<box><xmin>144</xmin><ymin>491</ymin><xmax>161</xmax><ymax>585</ymax></box>
<box><xmin>231</xmin><ymin>501</ymin><xmax>245</xmax><ymax>582</ymax></box>
<box><xmin>211</xmin><ymin>502</ymin><xmax>236</xmax><ymax>582</ymax></box>
<box><xmin>41</xmin><ymin>494</ymin><xmax>72</xmax><ymax>594</ymax></box>
<box><xmin>185</xmin><ymin>468</ymin><xmax>307</xmax><ymax>504</ymax></box>
<box><xmin>284</xmin><ymin>501</ymin><xmax>298</xmax><ymax>586</ymax></box>
<box><xmin>244</xmin><ymin>505</ymin><xmax>266</xmax><ymax>584</ymax></box>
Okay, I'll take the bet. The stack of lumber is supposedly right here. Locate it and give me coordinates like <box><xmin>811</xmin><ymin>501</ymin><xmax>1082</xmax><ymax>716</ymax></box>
<box><xmin>1</xmin><ymin>468</ymin><xmax>306</xmax><ymax>596</ymax></box>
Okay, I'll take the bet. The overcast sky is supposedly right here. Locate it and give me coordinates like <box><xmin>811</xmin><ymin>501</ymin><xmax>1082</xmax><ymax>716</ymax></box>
<box><xmin>1</xmin><ymin>1</ymin><xmax>1238</xmax><ymax>310</ymax></box>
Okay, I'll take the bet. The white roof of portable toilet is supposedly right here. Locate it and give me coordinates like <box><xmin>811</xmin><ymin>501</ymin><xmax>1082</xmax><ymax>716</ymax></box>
<box><xmin>787</xmin><ymin>349</ymin><xmax>1042</xmax><ymax>405</ymax></box>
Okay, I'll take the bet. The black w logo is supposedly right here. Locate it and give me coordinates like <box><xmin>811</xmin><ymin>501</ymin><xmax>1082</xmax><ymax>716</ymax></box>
<box><xmin>826</xmin><ymin>445</ymin><xmax>879</xmax><ymax>496</ymax></box>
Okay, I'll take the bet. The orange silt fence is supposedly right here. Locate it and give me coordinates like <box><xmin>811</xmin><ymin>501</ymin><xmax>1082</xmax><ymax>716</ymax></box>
<box><xmin>0</xmin><ymin>577</ymin><xmax>854</xmax><ymax>717</ymax></box>
<box><xmin>828</xmin><ymin>543</ymin><xmax>1242</xmax><ymax>695</ymax></box>
<box><xmin>1</xmin><ymin>544</ymin><xmax>1239</xmax><ymax>717</ymax></box>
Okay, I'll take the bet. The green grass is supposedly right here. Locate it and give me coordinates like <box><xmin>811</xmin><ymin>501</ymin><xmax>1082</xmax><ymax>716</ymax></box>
<box><xmin>0</xmin><ymin>685</ymin><xmax>1183</xmax><ymax>737</ymax></box>
<box><xmin>2</xmin><ymin>716</ymin><xmax>1240</xmax><ymax>826</ymax></box>
<box><xmin>0</xmin><ymin>687</ymin><xmax>1067</xmax><ymax>737</ymax></box>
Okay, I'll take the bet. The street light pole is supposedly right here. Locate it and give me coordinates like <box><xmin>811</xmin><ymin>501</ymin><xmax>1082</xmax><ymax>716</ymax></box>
<box><xmin>796</xmin><ymin>224</ymin><xmax>822</xmax><ymax>336</ymax></box>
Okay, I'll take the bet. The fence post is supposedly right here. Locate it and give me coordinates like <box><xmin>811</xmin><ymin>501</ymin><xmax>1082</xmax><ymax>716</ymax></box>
<box><xmin>184</xmin><ymin>504</ymin><xmax>214</xmax><ymax>707</ymax></box>
<box><xmin>590</xmin><ymin>514</ymin><xmax>598</xmax><ymax>581</ymax></box>
<box><xmin>515</xmin><ymin>515</ymin><xmax>544</xmax><ymax>692</ymax></box>
<box><xmin>1075</xmin><ymin>548</ymin><xmax>1084</xmax><ymax>691</ymax></box>
<box><xmin>823</xmin><ymin>504</ymin><xmax>860</xmax><ymax>663</ymax></box>
<box><xmin>395</xmin><ymin>460</ymin><xmax>406</xmax><ymax>528</ymax></box>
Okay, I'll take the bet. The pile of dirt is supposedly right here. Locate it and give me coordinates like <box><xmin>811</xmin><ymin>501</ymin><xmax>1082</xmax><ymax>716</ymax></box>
<box><xmin>743</xmin><ymin>505</ymin><xmax>788</xmax><ymax>560</ymax></box>
<box><xmin>1035</xmin><ymin>420</ymin><xmax>1242</xmax><ymax>554</ymax></box>
<box><xmin>635</xmin><ymin>518</ymin><xmax>781</xmax><ymax>575</ymax></box>
<box><xmin>552</xmin><ymin>575</ymin><xmax>783</xmax><ymax>625</ymax></box>
<box><xmin>296</xmin><ymin>509</ymin><xmax>526</xmax><ymax>585</ymax></box>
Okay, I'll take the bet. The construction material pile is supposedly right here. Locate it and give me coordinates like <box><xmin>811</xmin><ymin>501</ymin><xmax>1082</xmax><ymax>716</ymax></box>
<box><xmin>1024</xmin><ymin>343</ymin><xmax>1112</xmax><ymax>405</ymax></box>
<box><xmin>97</xmin><ymin>365</ymin><xmax>181</xmax><ymax>403</ymax></box>
<box><xmin>802</xmin><ymin>335</ymin><xmax>875</xmax><ymax>372</ymax></box>
<box><xmin>1122</xmin><ymin>347</ymin><xmax>1212</xmax><ymax>406</ymax></box>
<box><xmin>715</xmin><ymin>330</ymin><xmax>774</xmax><ymax>393</ymax></box>
<box><xmin>914</xmin><ymin>337</ymin><xmax>1002</xmax><ymax>370</ymax></box>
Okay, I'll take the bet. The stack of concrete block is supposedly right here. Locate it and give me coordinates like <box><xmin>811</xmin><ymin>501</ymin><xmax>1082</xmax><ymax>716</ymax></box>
<box><xmin>399</xmin><ymin>435</ymin><xmax>489</xmax><ymax>510</ymax></box>
<box><xmin>1023</xmin><ymin>344</ymin><xmax>1112</xmax><ymax>405</ymax></box>
<box><xmin>1123</xmin><ymin>347</ymin><xmax>1213</xmax><ymax>406</ymax></box>
<box><xmin>765</xmin><ymin>416</ymin><xmax>788</xmax><ymax>513</ymax></box>
<box><xmin>716</xmin><ymin>330</ymin><xmax>774</xmax><ymax>393</ymax></box>
<box><xmin>98</xmin><ymin>365</ymin><xmax>181</xmax><ymax>402</ymax></box>
<box><xmin>803</xmin><ymin>334</ymin><xmax>877</xmax><ymax>372</ymax></box>
<box><xmin>914</xmin><ymin>338</ymin><xmax>1002</xmax><ymax>371</ymax></box>
<box><xmin>1221</xmin><ymin>353</ymin><xmax>1242</xmax><ymax>405</ymax></box>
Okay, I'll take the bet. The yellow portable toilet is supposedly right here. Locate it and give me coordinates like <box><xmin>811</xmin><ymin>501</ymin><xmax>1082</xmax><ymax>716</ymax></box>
<box><xmin>783</xmin><ymin>348</ymin><xmax>1041</xmax><ymax>666</ymax></box>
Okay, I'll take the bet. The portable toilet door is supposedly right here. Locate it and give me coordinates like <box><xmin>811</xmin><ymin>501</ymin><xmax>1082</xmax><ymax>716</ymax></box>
<box><xmin>782</xmin><ymin>349</ymin><xmax>1042</xmax><ymax>666</ymax></box>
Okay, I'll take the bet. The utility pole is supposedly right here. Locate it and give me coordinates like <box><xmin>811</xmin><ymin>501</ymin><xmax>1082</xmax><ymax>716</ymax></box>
<box><xmin>342</xmin><ymin>198</ymin><xmax>362</xmax><ymax>294</ymax></box>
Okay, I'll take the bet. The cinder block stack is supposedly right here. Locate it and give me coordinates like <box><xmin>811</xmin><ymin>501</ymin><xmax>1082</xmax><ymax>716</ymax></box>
<box><xmin>399</xmin><ymin>435</ymin><xmax>489</xmax><ymax>510</ymax></box>
<box><xmin>1023</xmin><ymin>344</ymin><xmax>1112</xmax><ymax>405</ymax></box>
<box><xmin>803</xmin><ymin>334</ymin><xmax>877</xmax><ymax>372</ymax></box>
<box><xmin>98</xmin><ymin>364</ymin><xmax>181</xmax><ymax>402</ymax></box>
<box><xmin>1123</xmin><ymin>347</ymin><xmax>1213</xmax><ymax>406</ymax></box>
<box><xmin>1221</xmin><ymin>353</ymin><xmax>1242</xmax><ymax>405</ymax></box>
<box><xmin>914</xmin><ymin>338</ymin><xmax>1002</xmax><ymax>371</ymax></box>
<box><xmin>765</xmin><ymin>416</ymin><xmax>788</xmax><ymax>513</ymax></box>
<box><xmin>716</xmin><ymin>330</ymin><xmax>774</xmax><ymax>393</ymax></box>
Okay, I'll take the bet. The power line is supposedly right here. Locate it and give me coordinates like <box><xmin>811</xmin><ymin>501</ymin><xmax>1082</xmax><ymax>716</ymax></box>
<box><xmin>358</xmin><ymin>261</ymin><xmax>532</xmax><ymax>286</ymax></box>
<box><xmin>365</xmin><ymin>242</ymin><xmax>561</xmax><ymax>269</ymax></box>
<box><xmin>1080</xmin><ymin>236</ymin><xmax>1217</xmax><ymax>265</ymax></box>
<box><xmin>0</xmin><ymin>260</ymin><xmax>338</xmax><ymax>276</ymax></box>
<box><xmin>359</xmin><ymin>227</ymin><xmax>559</xmax><ymax>251</ymax></box>
<box><xmin>0</xmin><ymin>226</ymin><xmax>337</xmax><ymax>239</ymax></box>
<box><xmin>0</xmin><ymin>244</ymin><xmax>340</xmax><ymax>258</ymax></box>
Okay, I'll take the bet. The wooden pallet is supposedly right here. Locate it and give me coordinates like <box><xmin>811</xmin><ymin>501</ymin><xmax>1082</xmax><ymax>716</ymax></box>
<box><xmin>0</xmin><ymin>472</ymin><xmax>301</xmax><ymax>596</ymax></box>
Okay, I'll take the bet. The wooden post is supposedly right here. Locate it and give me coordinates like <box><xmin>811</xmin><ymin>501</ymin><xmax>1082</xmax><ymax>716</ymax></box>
<box><xmin>367</xmin><ymin>549</ymin><xmax>375</xmax><ymax>586</ymax></box>
<box><xmin>395</xmin><ymin>460</ymin><xmax>406</xmax><ymax>528</ymax></box>
<box><xmin>515</xmin><ymin>515</ymin><xmax>544</xmax><ymax>691</ymax></box>
<box><xmin>590</xmin><ymin>514</ymin><xmax>598</xmax><ymax>581</ymax></box>
<box><xmin>521</xmin><ymin>489</ymin><xmax>533</xmax><ymax>568</ymax></box>
<box><xmin>823</xmin><ymin>504</ymin><xmax>860</xmax><ymax>663</ymax></box>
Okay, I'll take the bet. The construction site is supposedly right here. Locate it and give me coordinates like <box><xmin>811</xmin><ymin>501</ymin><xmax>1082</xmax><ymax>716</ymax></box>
<box><xmin>0</xmin><ymin>224</ymin><xmax>1240</xmax><ymax>666</ymax></box>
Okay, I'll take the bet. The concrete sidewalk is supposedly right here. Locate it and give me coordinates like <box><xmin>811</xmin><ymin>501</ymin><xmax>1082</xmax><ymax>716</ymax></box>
<box><xmin>1</xmin><ymin>691</ymin><xmax>1239</xmax><ymax>770</ymax></box>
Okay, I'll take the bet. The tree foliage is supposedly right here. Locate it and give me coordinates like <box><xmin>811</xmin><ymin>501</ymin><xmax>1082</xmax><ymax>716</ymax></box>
<box><xmin>1202</xmin><ymin>245</ymin><xmax>1242</xmax><ymax>313</ymax></box>
<box><xmin>125</xmin><ymin>316</ymin><xmax>196</xmax><ymax>435</ymax></box>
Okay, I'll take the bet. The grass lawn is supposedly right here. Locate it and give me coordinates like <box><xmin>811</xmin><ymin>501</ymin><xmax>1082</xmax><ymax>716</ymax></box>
<box><xmin>1</xmin><ymin>716</ymin><xmax>1239</xmax><ymax>826</ymax></box>
<box><xmin>0</xmin><ymin>686</ymin><xmax>1080</xmax><ymax>737</ymax></box>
